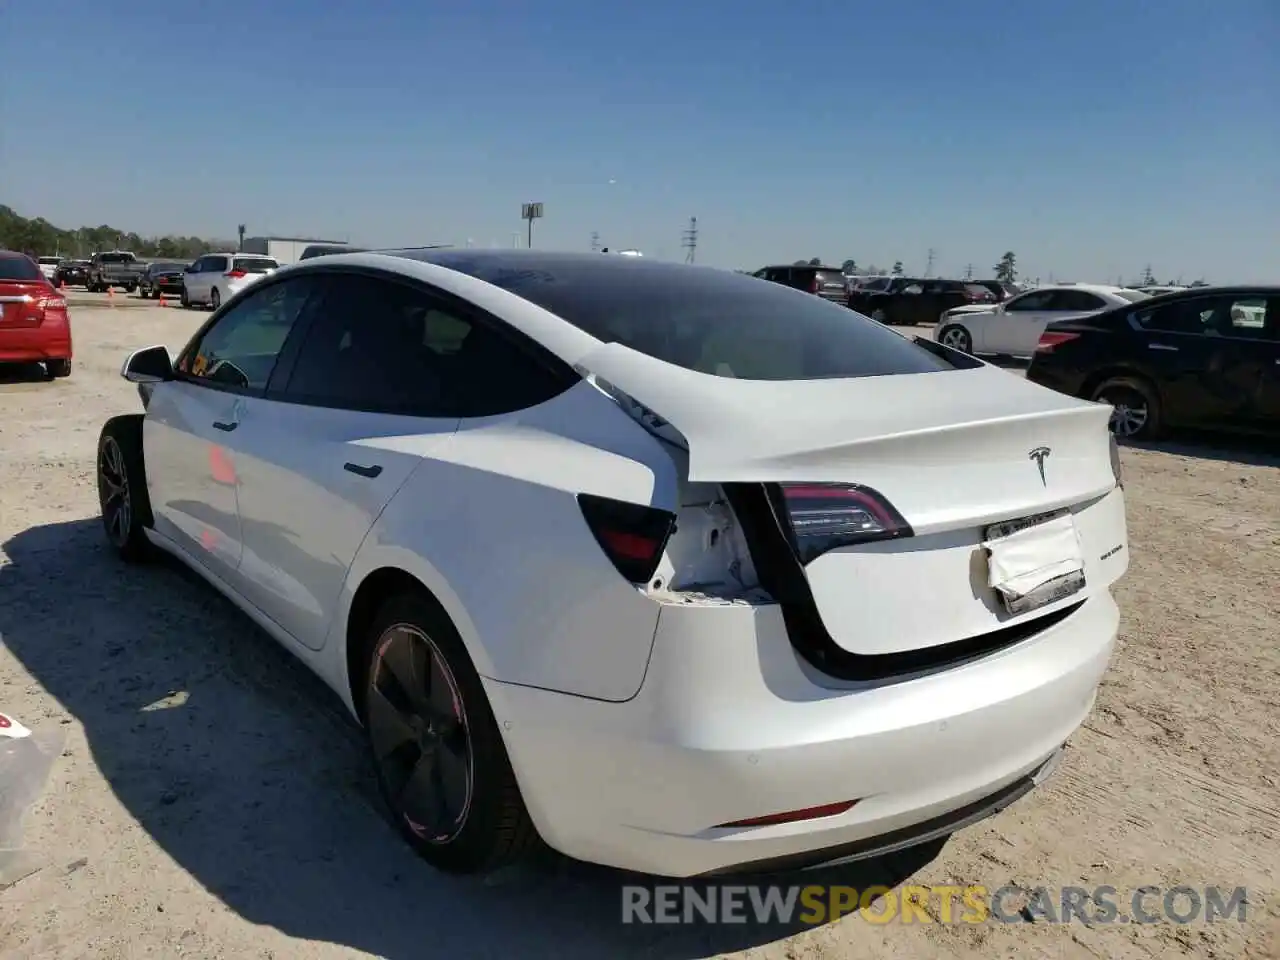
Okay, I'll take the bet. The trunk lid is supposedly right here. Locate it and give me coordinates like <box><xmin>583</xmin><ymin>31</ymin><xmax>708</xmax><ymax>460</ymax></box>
<box><xmin>579</xmin><ymin>342</ymin><xmax>1125</xmax><ymax>659</ymax></box>
<box><xmin>580</xmin><ymin>341</ymin><xmax>1116</xmax><ymax>532</ymax></box>
<box><xmin>0</xmin><ymin>281</ymin><xmax>60</xmax><ymax>329</ymax></box>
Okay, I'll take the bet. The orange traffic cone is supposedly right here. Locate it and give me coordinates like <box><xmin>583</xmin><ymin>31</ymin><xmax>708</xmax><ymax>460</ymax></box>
<box><xmin>158</xmin><ymin>292</ymin><xmax>167</xmax><ymax>308</ymax></box>
<box><xmin>107</xmin><ymin>286</ymin><xmax>115</xmax><ymax>306</ymax></box>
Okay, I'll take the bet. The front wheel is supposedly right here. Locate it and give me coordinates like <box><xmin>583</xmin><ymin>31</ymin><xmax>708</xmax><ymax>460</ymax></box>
<box><xmin>360</xmin><ymin>592</ymin><xmax>539</xmax><ymax>874</ymax></box>
<box><xmin>937</xmin><ymin>324</ymin><xmax>973</xmax><ymax>354</ymax></box>
<box><xmin>180</xmin><ymin>288</ymin><xmax>190</xmax><ymax>309</ymax></box>
<box><xmin>97</xmin><ymin>415</ymin><xmax>155</xmax><ymax>562</ymax></box>
<box><xmin>1092</xmin><ymin>377</ymin><xmax>1162</xmax><ymax>441</ymax></box>
<box><xmin>210</xmin><ymin>287</ymin><xmax>221</xmax><ymax>310</ymax></box>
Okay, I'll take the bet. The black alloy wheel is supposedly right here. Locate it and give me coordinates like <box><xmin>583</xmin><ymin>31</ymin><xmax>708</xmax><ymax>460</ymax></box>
<box><xmin>367</xmin><ymin>623</ymin><xmax>474</xmax><ymax>847</ymax></box>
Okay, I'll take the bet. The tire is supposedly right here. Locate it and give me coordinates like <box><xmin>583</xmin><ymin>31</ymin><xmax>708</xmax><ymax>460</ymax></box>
<box><xmin>359</xmin><ymin>591</ymin><xmax>539</xmax><ymax>874</ymax></box>
<box><xmin>96</xmin><ymin>415</ymin><xmax>155</xmax><ymax>562</ymax></box>
<box><xmin>937</xmin><ymin>324</ymin><xmax>973</xmax><ymax>354</ymax></box>
<box><xmin>871</xmin><ymin>307</ymin><xmax>888</xmax><ymax>324</ymax></box>
<box><xmin>46</xmin><ymin>359</ymin><xmax>71</xmax><ymax>379</ymax></box>
<box><xmin>126</xmin><ymin>284</ymin><xmax>137</xmax><ymax>293</ymax></box>
<box><xmin>180</xmin><ymin>289</ymin><xmax>190</xmax><ymax>309</ymax></box>
<box><xmin>210</xmin><ymin>287</ymin><xmax>221</xmax><ymax>310</ymax></box>
<box><xmin>1091</xmin><ymin>377</ymin><xmax>1162</xmax><ymax>441</ymax></box>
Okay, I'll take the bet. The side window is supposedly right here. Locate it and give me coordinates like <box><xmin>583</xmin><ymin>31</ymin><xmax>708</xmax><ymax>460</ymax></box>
<box><xmin>177</xmin><ymin>277</ymin><xmax>318</xmax><ymax>390</ymax></box>
<box><xmin>188</xmin><ymin>257</ymin><xmax>206</xmax><ymax>273</ymax></box>
<box><xmin>207</xmin><ymin>256</ymin><xmax>228</xmax><ymax>273</ymax></box>
<box><xmin>1227</xmin><ymin>298</ymin><xmax>1268</xmax><ymax>336</ymax></box>
<box><xmin>1134</xmin><ymin>298</ymin><xmax>1222</xmax><ymax>335</ymax></box>
<box><xmin>901</xmin><ymin>283</ymin><xmax>924</xmax><ymax>295</ymax></box>
<box><xmin>282</xmin><ymin>274</ymin><xmax>572</xmax><ymax>417</ymax></box>
<box><xmin>1055</xmin><ymin>291</ymin><xmax>1107</xmax><ymax>311</ymax></box>
<box><xmin>1006</xmin><ymin>291</ymin><xmax>1052</xmax><ymax>312</ymax></box>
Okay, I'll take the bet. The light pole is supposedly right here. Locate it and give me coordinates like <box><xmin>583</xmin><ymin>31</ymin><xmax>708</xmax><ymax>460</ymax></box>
<box><xmin>521</xmin><ymin>202</ymin><xmax>544</xmax><ymax>248</ymax></box>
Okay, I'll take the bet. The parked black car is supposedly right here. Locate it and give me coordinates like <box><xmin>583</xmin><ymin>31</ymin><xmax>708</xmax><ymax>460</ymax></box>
<box><xmin>751</xmin><ymin>264</ymin><xmax>849</xmax><ymax>303</ymax></box>
<box><xmin>1026</xmin><ymin>286</ymin><xmax>1280</xmax><ymax>440</ymax></box>
<box><xmin>138</xmin><ymin>261</ymin><xmax>189</xmax><ymax>299</ymax></box>
<box><xmin>847</xmin><ymin>277</ymin><xmax>997</xmax><ymax>326</ymax></box>
<box><xmin>53</xmin><ymin>259</ymin><xmax>91</xmax><ymax>287</ymax></box>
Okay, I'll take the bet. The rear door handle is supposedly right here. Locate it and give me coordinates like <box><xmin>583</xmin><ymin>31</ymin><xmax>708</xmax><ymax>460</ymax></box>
<box><xmin>343</xmin><ymin>462</ymin><xmax>383</xmax><ymax>478</ymax></box>
<box><xmin>212</xmin><ymin>420</ymin><xmax>238</xmax><ymax>432</ymax></box>
<box><xmin>1147</xmin><ymin>343</ymin><xmax>1179</xmax><ymax>352</ymax></box>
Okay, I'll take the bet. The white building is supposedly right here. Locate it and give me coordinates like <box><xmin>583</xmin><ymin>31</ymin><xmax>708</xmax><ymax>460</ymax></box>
<box><xmin>241</xmin><ymin>236</ymin><xmax>350</xmax><ymax>266</ymax></box>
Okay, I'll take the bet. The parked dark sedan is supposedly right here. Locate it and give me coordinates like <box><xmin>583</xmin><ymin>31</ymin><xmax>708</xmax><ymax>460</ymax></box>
<box><xmin>138</xmin><ymin>261</ymin><xmax>189</xmax><ymax>299</ymax></box>
<box><xmin>847</xmin><ymin>277</ymin><xmax>997</xmax><ymax>326</ymax></box>
<box><xmin>1026</xmin><ymin>285</ymin><xmax>1280</xmax><ymax>440</ymax></box>
<box><xmin>54</xmin><ymin>259</ymin><xmax>91</xmax><ymax>287</ymax></box>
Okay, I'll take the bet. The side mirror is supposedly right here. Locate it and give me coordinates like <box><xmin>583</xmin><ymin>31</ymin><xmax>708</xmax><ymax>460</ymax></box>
<box><xmin>121</xmin><ymin>345</ymin><xmax>174</xmax><ymax>383</ymax></box>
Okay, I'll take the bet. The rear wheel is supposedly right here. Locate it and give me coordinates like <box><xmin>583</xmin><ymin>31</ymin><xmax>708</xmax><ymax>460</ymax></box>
<box><xmin>46</xmin><ymin>359</ymin><xmax>71</xmax><ymax>379</ymax></box>
<box><xmin>871</xmin><ymin>307</ymin><xmax>888</xmax><ymax>324</ymax></box>
<box><xmin>359</xmin><ymin>591</ymin><xmax>538</xmax><ymax>874</ymax></box>
<box><xmin>937</xmin><ymin>325</ymin><xmax>972</xmax><ymax>354</ymax></box>
<box><xmin>96</xmin><ymin>415</ymin><xmax>154</xmax><ymax>562</ymax></box>
<box><xmin>210</xmin><ymin>287</ymin><xmax>221</xmax><ymax>310</ymax></box>
<box><xmin>180</xmin><ymin>288</ymin><xmax>190</xmax><ymax>309</ymax></box>
<box><xmin>1092</xmin><ymin>377</ymin><xmax>1162</xmax><ymax>440</ymax></box>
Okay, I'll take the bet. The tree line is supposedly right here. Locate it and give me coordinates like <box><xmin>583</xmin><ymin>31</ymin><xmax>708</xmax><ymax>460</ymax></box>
<box><xmin>0</xmin><ymin>205</ymin><xmax>233</xmax><ymax>261</ymax></box>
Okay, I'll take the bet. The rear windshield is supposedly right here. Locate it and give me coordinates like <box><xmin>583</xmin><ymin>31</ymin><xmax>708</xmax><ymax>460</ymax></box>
<box><xmin>98</xmin><ymin>253</ymin><xmax>135</xmax><ymax>263</ymax></box>
<box><xmin>964</xmin><ymin>283</ymin><xmax>996</xmax><ymax>297</ymax></box>
<box><xmin>233</xmin><ymin>257</ymin><xmax>277</xmax><ymax>273</ymax></box>
<box><xmin>38</xmin><ymin>256</ymin><xmax>62</xmax><ymax>265</ymax></box>
<box><xmin>425</xmin><ymin>254</ymin><xmax>954</xmax><ymax>381</ymax></box>
<box><xmin>151</xmin><ymin>262</ymin><xmax>186</xmax><ymax>272</ymax></box>
<box><xmin>1115</xmin><ymin>290</ymin><xmax>1151</xmax><ymax>303</ymax></box>
<box><xmin>0</xmin><ymin>256</ymin><xmax>44</xmax><ymax>281</ymax></box>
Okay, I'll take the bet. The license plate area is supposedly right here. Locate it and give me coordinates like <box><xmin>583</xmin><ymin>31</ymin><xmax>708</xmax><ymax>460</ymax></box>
<box><xmin>983</xmin><ymin>509</ymin><xmax>1085</xmax><ymax>616</ymax></box>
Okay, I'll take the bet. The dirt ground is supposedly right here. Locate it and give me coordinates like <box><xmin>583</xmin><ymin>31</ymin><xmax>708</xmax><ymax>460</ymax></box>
<box><xmin>0</xmin><ymin>293</ymin><xmax>1277</xmax><ymax>959</ymax></box>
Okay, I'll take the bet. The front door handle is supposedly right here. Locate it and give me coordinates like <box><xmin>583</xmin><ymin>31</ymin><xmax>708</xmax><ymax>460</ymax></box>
<box><xmin>212</xmin><ymin>420</ymin><xmax>238</xmax><ymax>432</ymax></box>
<box><xmin>1147</xmin><ymin>343</ymin><xmax>1179</xmax><ymax>353</ymax></box>
<box><xmin>344</xmin><ymin>462</ymin><xmax>383</xmax><ymax>478</ymax></box>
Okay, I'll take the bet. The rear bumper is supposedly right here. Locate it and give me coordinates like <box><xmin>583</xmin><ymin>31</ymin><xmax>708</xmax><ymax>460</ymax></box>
<box><xmin>0</xmin><ymin>328</ymin><xmax>72</xmax><ymax>363</ymax></box>
<box><xmin>485</xmin><ymin>588</ymin><xmax>1118</xmax><ymax>877</ymax></box>
<box><xmin>1026</xmin><ymin>362</ymin><xmax>1087</xmax><ymax>398</ymax></box>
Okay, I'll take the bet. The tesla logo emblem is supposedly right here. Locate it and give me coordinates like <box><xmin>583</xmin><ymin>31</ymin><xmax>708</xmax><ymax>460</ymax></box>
<box><xmin>1029</xmin><ymin>447</ymin><xmax>1051</xmax><ymax>485</ymax></box>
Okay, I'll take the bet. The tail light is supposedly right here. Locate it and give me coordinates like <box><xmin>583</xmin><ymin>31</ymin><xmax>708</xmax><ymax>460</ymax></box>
<box><xmin>224</xmin><ymin>270</ymin><xmax>247</xmax><ymax>279</ymax></box>
<box><xmin>777</xmin><ymin>483</ymin><xmax>912</xmax><ymax>563</ymax></box>
<box><xmin>577</xmin><ymin>493</ymin><xmax>676</xmax><ymax>584</ymax></box>
<box><xmin>1036</xmin><ymin>331</ymin><xmax>1081</xmax><ymax>353</ymax></box>
<box><xmin>809</xmin><ymin>275</ymin><xmax>821</xmax><ymax>294</ymax></box>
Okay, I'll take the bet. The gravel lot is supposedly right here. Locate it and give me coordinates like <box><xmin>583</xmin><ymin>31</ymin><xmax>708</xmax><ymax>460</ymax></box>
<box><xmin>1</xmin><ymin>294</ymin><xmax>1277</xmax><ymax>959</ymax></box>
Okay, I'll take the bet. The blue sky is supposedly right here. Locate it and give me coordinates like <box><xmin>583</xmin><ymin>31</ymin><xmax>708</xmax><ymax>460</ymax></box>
<box><xmin>3</xmin><ymin>0</ymin><xmax>1277</xmax><ymax>282</ymax></box>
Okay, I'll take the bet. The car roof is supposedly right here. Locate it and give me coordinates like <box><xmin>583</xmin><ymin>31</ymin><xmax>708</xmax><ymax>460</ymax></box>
<box><xmin>0</xmin><ymin>250</ymin><xmax>34</xmax><ymax>259</ymax></box>
<box><xmin>762</xmin><ymin>263</ymin><xmax>843</xmax><ymax>271</ymax></box>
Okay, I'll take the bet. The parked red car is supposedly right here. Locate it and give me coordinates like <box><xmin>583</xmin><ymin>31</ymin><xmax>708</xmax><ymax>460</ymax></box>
<box><xmin>0</xmin><ymin>251</ymin><xmax>72</xmax><ymax>379</ymax></box>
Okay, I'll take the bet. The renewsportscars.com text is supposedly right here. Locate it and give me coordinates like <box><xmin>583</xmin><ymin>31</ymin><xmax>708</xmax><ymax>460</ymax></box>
<box><xmin>621</xmin><ymin>884</ymin><xmax>1250</xmax><ymax>926</ymax></box>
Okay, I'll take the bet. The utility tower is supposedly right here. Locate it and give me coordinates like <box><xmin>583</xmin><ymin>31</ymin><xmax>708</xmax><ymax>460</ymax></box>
<box><xmin>590</xmin><ymin>231</ymin><xmax>601</xmax><ymax>253</ymax></box>
<box><xmin>924</xmin><ymin>248</ymin><xmax>936</xmax><ymax>277</ymax></box>
<box><xmin>682</xmin><ymin>217</ymin><xmax>698</xmax><ymax>263</ymax></box>
<box><xmin>964</xmin><ymin>264</ymin><xmax>974</xmax><ymax>280</ymax></box>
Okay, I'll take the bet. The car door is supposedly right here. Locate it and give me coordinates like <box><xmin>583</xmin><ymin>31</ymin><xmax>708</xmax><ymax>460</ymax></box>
<box><xmin>144</xmin><ymin>277</ymin><xmax>314</xmax><ymax>584</ymax></box>
<box><xmin>1249</xmin><ymin>296</ymin><xmax>1280</xmax><ymax>430</ymax></box>
<box><xmin>183</xmin><ymin>256</ymin><xmax>208</xmax><ymax>301</ymax></box>
<box><xmin>1130</xmin><ymin>294</ymin><xmax>1270</xmax><ymax>429</ymax></box>
<box><xmin>1008</xmin><ymin>289</ymin><xmax>1107</xmax><ymax>356</ymax></box>
<box><xmin>228</xmin><ymin>271</ymin><xmax>463</xmax><ymax>650</ymax></box>
<box><xmin>978</xmin><ymin>289</ymin><xmax>1055</xmax><ymax>354</ymax></box>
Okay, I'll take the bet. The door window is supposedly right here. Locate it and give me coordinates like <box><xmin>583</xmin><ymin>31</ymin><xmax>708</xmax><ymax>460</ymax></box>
<box><xmin>1226</xmin><ymin>298</ymin><xmax>1268</xmax><ymax>337</ymax></box>
<box><xmin>1052</xmin><ymin>290</ymin><xmax>1107</xmax><ymax>311</ymax></box>
<box><xmin>176</xmin><ymin>277</ymin><xmax>320</xmax><ymax>391</ymax></box>
<box><xmin>206</xmin><ymin>256</ymin><xmax>229</xmax><ymax>273</ymax></box>
<box><xmin>282</xmin><ymin>274</ymin><xmax>574</xmax><ymax>417</ymax></box>
<box><xmin>1004</xmin><ymin>290</ymin><xmax>1054</xmax><ymax>312</ymax></box>
<box><xmin>1133</xmin><ymin>297</ymin><xmax>1250</xmax><ymax>336</ymax></box>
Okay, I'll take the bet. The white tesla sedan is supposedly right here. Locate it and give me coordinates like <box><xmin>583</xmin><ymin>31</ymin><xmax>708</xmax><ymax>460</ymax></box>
<box><xmin>97</xmin><ymin>251</ymin><xmax>1129</xmax><ymax>878</ymax></box>
<box><xmin>936</xmin><ymin>284</ymin><xmax>1149</xmax><ymax>358</ymax></box>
